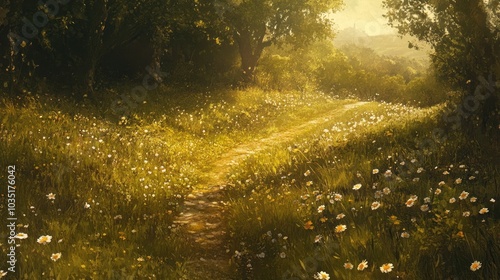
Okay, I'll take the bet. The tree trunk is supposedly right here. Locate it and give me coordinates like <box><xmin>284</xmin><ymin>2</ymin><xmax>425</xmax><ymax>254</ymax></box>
<box><xmin>1</xmin><ymin>1</ymin><xmax>23</xmax><ymax>95</ymax></box>
<box><xmin>464</xmin><ymin>0</ymin><xmax>498</xmax><ymax>133</ymax></box>
<box><xmin>81</xmin><ymin>54</ymin><xmax>99</xmax><ymax>95</ymax></box>
<box><xmin>149</xmin><ymin>27</ymin><xmax>167</xmax><ymax>83</ymax></box>
<box><xmin>79</xmin><ymin>0</ymin><xmax>108</xmax><ymax>97</ymax></box>
<box><xmin>235</xmin><ymin>29</ymin><xmax>271</xmax><ymax>84</ymax></box>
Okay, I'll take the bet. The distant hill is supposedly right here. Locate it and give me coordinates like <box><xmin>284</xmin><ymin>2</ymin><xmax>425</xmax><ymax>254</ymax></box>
<box><xmin>334</xmin><ymin>27</ymin><xmax>431</xmax><ymax>62</ymax></box>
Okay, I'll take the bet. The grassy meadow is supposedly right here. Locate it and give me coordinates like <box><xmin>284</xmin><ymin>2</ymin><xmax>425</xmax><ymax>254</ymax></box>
<box><xmin>0</xmin><ymin>86</ymin><xmax>498</xmax><ymax>279</ymax></box>
<box><xmin>224</xmin><ymin>102</ymin><xmax>499</xmax><ymax>279</ymax></box>
<box><xmin>0</xmin><ymin>87</ymin><xmax>346</xmax><ymax>279</ymax></box>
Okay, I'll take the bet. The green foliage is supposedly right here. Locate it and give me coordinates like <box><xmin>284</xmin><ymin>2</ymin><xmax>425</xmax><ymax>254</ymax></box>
<box><xmin>218</xmin><ymin>0</ymin><xmax>342</xmax><ymax>82</ymax></box>
<box><xmin>383</xmin><ymin>0</ymin><xmax>499</xmax><ymax>131</ymax></box>
<box><xmin>1</xmin><ymin>0</ymin><xmax>187</xmax><ymax>93</ymax></box>
<box><xmin>323</xmin><ymin>44</ymin><xmax>441</xmax><ymax>104</ymax></box>
<box><xmin>160</xmin><ymin>0</ymin><xmax>240</xmax><ymax>86</ymax></box>
<box><xmin>255</xmin><ymin>43</ymin><xmax>323</xmax><ymax>92</ymax></box>
<box><xmin>383</xmin><ymin>0</ymin><xmax>500</xmax><ymax>86</ymax></box>
<box><xmin>256</xmin><ymin>41</ymin><xmax>448</xmax><ymax>106</ymax></box>
<box><xmin>405</xmin><ymin>72</ymin><xmax>450</xmax><ymax>107</ymax></box>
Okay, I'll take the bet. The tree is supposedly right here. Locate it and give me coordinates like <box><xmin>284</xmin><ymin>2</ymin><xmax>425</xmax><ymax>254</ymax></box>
<box><xmin>161</xmin><ymin>0</ymin><xmax>238</xmax><ymax>85</ymax></box>
<box><xmin>1</xmin><ymin>0</ymin><xmax>175</xmax><ymax>96</ymax></box>
<box><xmin>70</xmin><ymin>0</ymin><xmax>173</xmax><ymax>94</ymax></box>
<box><xmin>383</xmin><ymin>0</ymin><xmax>499</xmax><ymax>130</ymax></box>
<box><xmin>217</xmin><ymin>0</ymin><xmax>341</xmax><ymax>83</ymax></box>
<box><xmin>0</xmin><ymin>0</ymin><xmax>34</xmax><ymax>94</ymax></box>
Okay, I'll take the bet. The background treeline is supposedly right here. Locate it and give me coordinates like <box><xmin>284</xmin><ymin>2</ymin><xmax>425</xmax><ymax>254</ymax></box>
<box><xmin>0</xmin><ymin>0</ymin><xmax>340</xmax><ymax>94</ymax></box>
<box><xmin>256</xmin><ymin>41</ymin><xmax>447</xmax><ymax>106</ymax></box>
<box><xmin>0</xmin><ymin>0</ymin><xmax>498</xmax><ymax>124</ymax></box>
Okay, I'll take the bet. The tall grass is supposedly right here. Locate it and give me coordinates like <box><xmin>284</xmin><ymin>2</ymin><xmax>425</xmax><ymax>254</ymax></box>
<box><xmin>0</xmin><ymin>86</ymin><xmax>351</xmax><ymax>279</ymax></box>
<box><xmin>0</xmin><ymin>94</ymin><xmax>194</xmax><ymax>278</ymax></box>
<box><xmin>224</xmin><ymin>103</ymin><xmax>499</xmax><ymax>279</ymax></box>
<box><xmin>2</xmin><ymin>86</ymin><xmax>497</xmax><ymax>279</ymax></box>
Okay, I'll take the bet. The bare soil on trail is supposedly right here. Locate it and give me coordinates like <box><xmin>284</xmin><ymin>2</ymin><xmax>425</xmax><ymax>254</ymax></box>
<box><xmin>174</xmin><ymin>101</ymin><xmax>368</xmax><ymax>279</ymax></box>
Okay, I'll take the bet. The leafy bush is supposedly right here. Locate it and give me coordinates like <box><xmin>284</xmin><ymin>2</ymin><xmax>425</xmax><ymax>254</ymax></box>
<box><xmin>404</xmin><ymin>73</ymin><xmax>449</xmax><ymax>106</ymax></box>
<box><xmin>255</xmin><ymin>41</ymin><xmax>449</xmax><ymax>106</ymax></box>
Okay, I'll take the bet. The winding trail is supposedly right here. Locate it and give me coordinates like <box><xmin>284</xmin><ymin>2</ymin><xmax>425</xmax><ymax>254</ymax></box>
<box><xmin>174</xmin><ymin>101</ymin><xmax>368</xmax><ymax>279</ymax></box>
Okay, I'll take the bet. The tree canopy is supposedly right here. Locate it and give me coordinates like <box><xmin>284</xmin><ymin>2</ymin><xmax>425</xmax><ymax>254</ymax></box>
<box><xmin>1</xmin><ymin>0</ymin><xmax>342</xmax><ymax>93</ymax></box>
<box><xmin>383</xmin><ymin>0</ymin><xmax>499</xmax><ymax>130</ymax></box>
<box><xmin>217</xmin><ymin>0</ymin><xmax>342</xmax><ymax>82</ymax></box>
<box><xmin>383</xmin><ymin>0</ymin><xmax>499</xmax><ymax>86</ymax></box>
<box><xmin>1</xmin><ymin>0</ymin><xmax>175</xmax><ymax>94</ymax></box>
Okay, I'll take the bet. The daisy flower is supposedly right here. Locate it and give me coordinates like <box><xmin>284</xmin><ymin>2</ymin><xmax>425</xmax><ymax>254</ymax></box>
<box><xmin>314</xmin><ymin>271</ymin><xmax>330</xmax><ymax>280</ymax></box>
<box><xmin>470</xmin><ymin>261</ymin><xmax>482</xmax><ymax>271</ymax></box>
<box><xmin>335</xmin><ymin>224</ymin><xmax>347</xmax><ymax>233</ymax></box>
<box><xmin>371</xmin><ymin>201</ymin><xmax>381</xmax><ymax>210</ymax></box>
<box><xmin>14</xmin><ymin>233</ymin><xmax>28</xmax><ymax>239</ymax></box>
<box><xmin>51</xmin><ymin>253</ymin><xmax>62</xmax><ymax>262</ymax></box>
<box><xmin>357</xmin><ymin>260</ymin><xmax>368</xmax><ymax>271</ymax></box>
<box><xmin>479</xmin><ymin>208</ymin><xmax>489</xmax><ymax>214</ymax></box>
<box><xmin>459</xmin><ymin>191</ymin><xmax>469</xmax><ymax>200</ymax></box>
<box><xmin>405</xmin><ymin>198</ymin><xmax>416</xmax><ymax>207</ymax></box>
<box><xmin>384</xmin><ymin>170</ymin><xmax>392</xmax><ymax>177</ymax></box>
<box><xmin>420</xmin><ymin>204</ymin><xmax>429</xmax><ymax>212</ymax></box>
<box><xmin>37</xmin><ymin>235</ymin><xmax>52</xmax><ymax>245</ymax></box>
<box><xmin>352</xmin><ymin>184</ymin><xmax>362</xmax><ymax>190</ymax></box>
<box><xmin>380</xmin><ymin>263</ymin><xmax>394</xmax><ymax>273</ymax></box>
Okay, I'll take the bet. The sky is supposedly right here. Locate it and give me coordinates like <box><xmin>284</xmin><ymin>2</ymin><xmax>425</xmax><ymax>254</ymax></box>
<box><xmin>331</xmin><ymin>0</ymin><xmax>396</xmax><ymax>35</ymax></box>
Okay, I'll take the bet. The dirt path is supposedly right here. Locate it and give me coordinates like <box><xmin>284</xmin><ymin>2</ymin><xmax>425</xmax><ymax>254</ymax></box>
<box><xmin>174</xmin><ymin>101</ymin><xmax>368</xmax><ymax>279</ymax></box>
